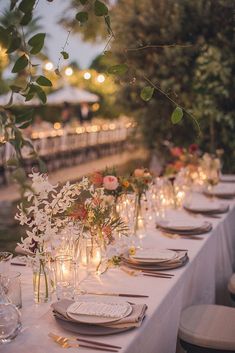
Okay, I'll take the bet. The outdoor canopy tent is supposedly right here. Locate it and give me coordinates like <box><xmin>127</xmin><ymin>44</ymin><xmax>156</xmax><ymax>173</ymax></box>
<box><xmin>0</xmin><ymin>86</ymin><xmax>99</xmax><ymax>106</ymax></box>
<box><xmin>47</xmin><ymin>86</ymin><xmax>99</xmax><ymax>105</ymax></box>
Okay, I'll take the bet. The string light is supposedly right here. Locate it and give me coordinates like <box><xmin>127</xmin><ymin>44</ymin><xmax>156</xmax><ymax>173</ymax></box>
<box><xmin>54</xmin><ymin>122</ymin><xmax>61</xmax><ymax>130</ymax></box>
<box><xmin>44</xmin><ymin>62</ymin><xmax>54</xmax><ymax>71</ymax></box>
<box><xmin>84</xmin><ymin>72</ymin><xmax>91</xmax><ymax>80</ymax></box>
<box><xmin>97</xmin><ymin>74</ymin><xmax>105</xmax><ymax>83</ymax></box>
<box><xmin>65</xmin><ymin>67</ymin><xmax>73</xmax><ymax>76</ymax></box>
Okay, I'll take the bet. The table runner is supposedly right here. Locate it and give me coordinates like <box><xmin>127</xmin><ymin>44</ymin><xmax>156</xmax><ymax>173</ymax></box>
<box><xmin>3</xmin><ymin>194</ymin><xmax>235</xmax><ymax>353</ymax></box>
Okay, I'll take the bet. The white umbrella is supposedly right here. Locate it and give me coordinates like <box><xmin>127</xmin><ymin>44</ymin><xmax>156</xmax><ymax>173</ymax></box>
<box><xmin>47</xmin><ymin>86</ymin><xmax>99</xmax><ymax>105</ymax></box>
<box><xmin>0</xmin><ymin>92</ymin><xmax>40</xmax><ymax>106</ymax></box>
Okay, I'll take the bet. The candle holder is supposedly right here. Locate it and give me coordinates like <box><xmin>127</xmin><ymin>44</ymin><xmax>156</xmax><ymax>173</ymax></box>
<box><xmin>55</xmin><ymin>255</ymin><xmax>76</xmax><ymax>300</ymax></box>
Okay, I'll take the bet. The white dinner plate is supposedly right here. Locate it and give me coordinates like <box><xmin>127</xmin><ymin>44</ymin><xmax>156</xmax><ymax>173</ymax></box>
<box><xmin>157</xmin><ymin>218</ymin><xmax>204</xmax><ymax>231</ymax></box>
<box><xmin>66</xmin><ymin>296</ymin><xmax>132</xmax><ymax>325</ymax></box>
<box><xmin>183</xmin><ymin>200</ymin><xmax>226</xmax><ymax>213</ymax></box>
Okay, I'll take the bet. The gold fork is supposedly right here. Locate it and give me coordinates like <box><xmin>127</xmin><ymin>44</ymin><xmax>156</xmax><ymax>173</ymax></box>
<box><xmin>49</xmin><ymin>333</ymin><xmax>119</xmax><ymax>352</ymax></box>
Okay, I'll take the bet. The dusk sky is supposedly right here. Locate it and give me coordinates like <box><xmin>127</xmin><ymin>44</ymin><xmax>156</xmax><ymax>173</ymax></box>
<box><xmin>0</xmin><ymin>0</ymin><xmax>104</xmax><ymax>69</ymax></box>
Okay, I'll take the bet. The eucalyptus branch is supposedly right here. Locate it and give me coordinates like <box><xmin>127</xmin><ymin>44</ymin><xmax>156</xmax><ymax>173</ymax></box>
<box><xmin>56</xmin><ymin>29</ymin><xmax>72</xmax><ymax>71</ymax></box>
<box><xmin>102</xmin><ymin>33</ymin><xmax>114</xmax><ymax>53</ymax></box>
<box><xmin>143</xmin><ymin>75</ymin><xmax>201</xmax><ymax>134</ymax></box>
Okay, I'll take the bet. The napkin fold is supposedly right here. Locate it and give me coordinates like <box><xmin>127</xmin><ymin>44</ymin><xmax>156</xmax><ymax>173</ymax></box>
<box><xmin>51</xmin><ymin>299</ymin><xmax>147</xmax><ymax>329</ymax></box>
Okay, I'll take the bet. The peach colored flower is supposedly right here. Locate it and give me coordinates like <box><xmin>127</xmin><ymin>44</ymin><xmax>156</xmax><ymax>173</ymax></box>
<box><xmin>170</xmin><ymin>147</ymin><xmax>183</xmax><ymax>157</ymax></box>
<box><xmin>122</xmin><ymin>180</ymin><xmax>130</xmax><ymax>188</ymax></box>
<box><xmin>174</xmin><ymin>161</ymin><xmax>184</xmax><ymax>171</ymax></box>
<box><xmin>103</xmin><ymin>175</ymin><xmax>119</xmax><ymax>190</ymax></box>
<box><xmin>91</xmin><ymin>172</ymin><xmax>103</xmax><ymax>185</ymax></box>
<box><xmin>133</xmin><ymin>168</ymin><xmax>145</xmax><ymax>177</ymax></box>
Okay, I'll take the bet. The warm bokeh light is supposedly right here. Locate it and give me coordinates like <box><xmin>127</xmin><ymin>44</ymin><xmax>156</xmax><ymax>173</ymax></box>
<box><xmin>97</xmin><ymin>74</ymin><xmax>105</xmax><ymax>83</ymax></box>
<box><xmin>65</xmin><ymin>67</ymin><xmax>73</xmax><ymax>76</ymax></box>
<box><xmin>92</xmin><ymin>103</ymin><xmax>100</xmax><ymax>112</ymax></box>
<box><xmin>54</xmin><ymin>122</ymin><xmax>61</xmax><ymax>130</ymax></box>
<box><xmin>44</xmin><ymin>61</ymin><xmax>54</xmax><ymax>71</ymax></box>
<box><xmin>84</xmin><ymin>72</ymin><xmax>91</xmax><ymax>80</ymax></box>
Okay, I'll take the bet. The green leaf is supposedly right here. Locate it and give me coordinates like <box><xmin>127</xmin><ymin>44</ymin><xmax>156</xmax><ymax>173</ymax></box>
<box><xmin>0</xmin><ymin>26</ymin><xmax>9</xmax><ymax>48</ymax></box>
<box><xmin>76</xmin><ymin>11</ymin><xmax>88</xmax><ymax>23</ymax></box>
<box><xmin>171</xmin><ymin>106</ymin><xmax>183</xmax><ymax>124</ymax></box>
<box><xmin>6</xmin><ymin>36</ymin><xmax>21</xmax><ymax>54</ymax></box>
<box><xmin>94</xmin><ymin>0</ymin><xmax>108</xmax><ymax>16</ymax></box>
<box><xmin>34</xmin><ymin>85</ymin><xmax>47</xmax><ymax>104</ymax></box>
<box><xmin>107</xmin><ymin>64</ymin><xmax>128</xmax><ymax>76</ymax></box>
<box><xmin>15</xmin><ymin>109</ymin><xmax>33</xmax><ymax>123</ymax></box>
<box><xmin>20</xmin><ymin>11</ymin><xmax>32</xmax><ymax>26</ymax></box>
<box><xmin>79</xmin><ymin>0</ymin><xmax>88</xmax><ymax>4</ymax></box>
<box><xmin>18</xmin><ymin>119</ymin><xmax>32</xmax><ymax>129</ymax></box>
<box><xmin>10</xmin><ymin>0</ymin><xmax>19</xmax><ymax>11</ymax></box>
<box><xmin>104</xmin><ymin>15</ymin><xmax>112</xmax><ymax>34</ymax></box>
<box><xmin>60</xmin><ymin>51</ymin><xmax>69</xmax><ymax>60</ymax></box>
<box><xmin>54</xmin><ymin>68</ymin><xmax>61</xmax><ymax>77</ymax></box>
<box><xmin>36</xmin><ymin>75</ymin><xmax>52</xmax><ymax>87</ymax></box>
<box><xmin>25</xmin><ymin>84</ymin><xmax>36</xmax><ymax>101</ymax></box>
<box><xmin>28</xmin><ymin>33</ymin><xmax>46</xmax><ymax>54</ymax></box>
<box><xmin>38</xmin><ymin>158</ymin><xmax>47</xmax><ymax>173</ymax></box>
<box><xmin>11</xmin><ymin>54</ymin><xmax>28</xmax><ymax>73</ymax></box>
<box><xmin>18</xmin><ymin>0</ymin><xmax>36</xmax><ymax>13</ymax></box>
<box><xmin>140</xmin><ymin>86</ymin><xmax>154</xmax><ymax>102</ymax></box>
<box><xmin>10</xmin><ymin>85</ymin><xmax>23</xmax><ymax>93</ymax></box>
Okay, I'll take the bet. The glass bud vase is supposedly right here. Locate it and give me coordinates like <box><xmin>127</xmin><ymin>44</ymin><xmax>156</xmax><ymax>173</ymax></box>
<box><xmin>86</xmin><ymin>238</ymin><xmax>102</xmax><ymax>275</ymax></box>
<box><xmin>132</xmin><ymin>193</ymin><xmax>145</xmax><ymax>248</ymax></box>
<box><xmin>32</xmin><ymin>259</ymin><xmax>52</xmax><ymax>304</ymax></box>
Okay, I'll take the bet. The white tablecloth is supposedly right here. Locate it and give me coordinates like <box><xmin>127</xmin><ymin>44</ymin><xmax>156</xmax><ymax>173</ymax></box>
<box><xmin>3</xmin><ymin>189</ymin><xmax>235</xmax><ymax>353</ymax></box>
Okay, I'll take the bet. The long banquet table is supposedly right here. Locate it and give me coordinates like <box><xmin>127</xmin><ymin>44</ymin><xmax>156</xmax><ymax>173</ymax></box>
<box><xmin>3</xmin><ymin>186</ymin><xmax>235</xmax><ymax>353</ymax></box>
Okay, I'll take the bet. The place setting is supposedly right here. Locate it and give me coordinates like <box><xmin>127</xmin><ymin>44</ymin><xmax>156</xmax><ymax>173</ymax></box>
<box><xmin>203</xmin><ymin>183</ymin><xmax>235</xmax><ymax>199</ymax></box>
<box><xmin>156</xmin><ymin>215</ymin><xmax>213</xmax><ymax>238</ymax></box>
<box><xmin>50</xmin><ymin>294</ymin><xmax>148</xmax><ymax>341</ymax></box>
<box><xmin>121</xmin><ymin>247</ymin><xmax>188</xmax><ymax>272</ymax></box>
<box><xmin>220</xmin><ymin>175</ymin><xmax>235</xmax><ymax>183</ymax></box>
<box><xmin>183</xmin><ymin>198</ymin><xmax>229</xmax><ymax>218</ymax></box>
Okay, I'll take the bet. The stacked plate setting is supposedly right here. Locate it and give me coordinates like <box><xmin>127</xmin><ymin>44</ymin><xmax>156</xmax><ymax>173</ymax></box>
<box><xmin>52</xmin><ymin>295</ymin><xmax>147</xmax><ymax>336</ymax></box>
<box><xmin>122</xmin><ymin>248</ymin><xmax>188</xmax><ymax>271</ymax></box>
<box><xmin>156</xmin><ymin>219</ymin><xmax>212</xmax><ymax>236</ymax></box>
<box><xmin>184</xmin><ymin>203</ymin><xmax>229</xmax><ymax>216</ymax></box>
<box><xmin>203</xmin><ymin>183</ymin><xmax>235</xmax><ymax>199</ymax></box>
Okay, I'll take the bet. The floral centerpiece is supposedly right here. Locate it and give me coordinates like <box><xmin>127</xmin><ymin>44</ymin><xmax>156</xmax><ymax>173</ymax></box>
<box><xmin>69</xmin><ymin>185</ymin><xmax>128</xmax><ymax>273</ymax></box>
<box><xmin>15</xmin><ymin>172</ymin><xmax>90</xmax><ymax>303</ymax></box>
<box><xmin>165</xmin><ymin>144</ymin><xmax>200</xmax><ymax>176</ymax></box>
<box><xmin>90</xmin><ymin>168</ymin><xmax>132</xmax><ymax>199</ymax></box>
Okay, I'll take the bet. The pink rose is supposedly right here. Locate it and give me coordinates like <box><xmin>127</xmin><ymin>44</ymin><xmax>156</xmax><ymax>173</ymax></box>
<box><xmin>103</xmin><ymin>175</ymin><xmax>119</xmax><ymax>190</ymax></box>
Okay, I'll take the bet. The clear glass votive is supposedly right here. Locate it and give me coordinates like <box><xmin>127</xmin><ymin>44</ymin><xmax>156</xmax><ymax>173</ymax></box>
<box><xmin>55</xmin><ymin>255</ymin><xmax>75</xmax><ymax>300</ymax></box>
<box><xmin>0</xmin><ymin>271</ymin><xmax>22</xmax><ymax>309</ymax></box>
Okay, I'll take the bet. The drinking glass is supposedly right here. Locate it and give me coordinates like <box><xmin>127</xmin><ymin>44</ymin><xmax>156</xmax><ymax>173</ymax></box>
<box><xmin>0</xmin><ymin>252</ymin><xmax>13</xmax><ymax>273</ymax></box>
<box><xmin>0</xmin><ymin>272</ymin><xmax>22</xmax><ymax>309</ymax></box>
<box><xmin>55</xmin><ymin>255</ymin><xmax>76</xmax><ymax>300</ymax></box>
<box><xmin>0</xmin><ymin>281</ymin><xmax>21</xmax><ymax>344</ymax></box>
